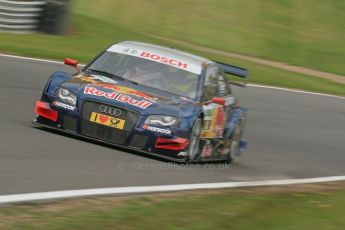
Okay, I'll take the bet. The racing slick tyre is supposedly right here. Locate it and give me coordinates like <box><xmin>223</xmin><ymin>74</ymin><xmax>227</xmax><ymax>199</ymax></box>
<box><xmin>186</xmin><ymin>118</ymin><xmax>202</xmax><ymax>163</ymax></box>
<box><xmin>226</xmin><ymin>118</ymin><xmax>246</xmax><ymax>163</ymax></box>
<box><xmin>217</xmin><ymin>115</ymin><xmax>246</xmax><ymax>164</ymax></box>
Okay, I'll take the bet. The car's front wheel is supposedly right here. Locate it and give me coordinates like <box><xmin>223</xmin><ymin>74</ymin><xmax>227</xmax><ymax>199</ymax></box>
<box><xmin>186</xmin><ymin>118</ymin><xmax>202</xmax><ymax>163</ymax></box>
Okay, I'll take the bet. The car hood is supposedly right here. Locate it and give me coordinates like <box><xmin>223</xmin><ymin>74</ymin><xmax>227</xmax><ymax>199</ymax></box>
<box><xmin>60</xmin><ymin>73</ymin><xmax>199</xmax><ymax>116</ymax></box>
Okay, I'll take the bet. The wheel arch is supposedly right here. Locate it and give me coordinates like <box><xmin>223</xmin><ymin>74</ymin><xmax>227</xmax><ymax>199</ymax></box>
<box><xmin>224</xmin><ymin>107</ymin><xmax>247</xmax><ymax>138</ymax></box>
<box><xmin>45</xmin><ymin>71</ymin><xmax>72</xmax><ymax>95</ymax></box>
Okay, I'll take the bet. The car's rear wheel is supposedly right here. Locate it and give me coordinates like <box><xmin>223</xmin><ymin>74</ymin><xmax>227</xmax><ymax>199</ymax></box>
<box><xmin>186</xmin><ymin>118</ymin><xmax>202</xmax><ymax>163</ymax></box>
<box><xmin>226</xmin><ymin>118</ymin><xmax>245</xmax><ymax>163</ymax></box>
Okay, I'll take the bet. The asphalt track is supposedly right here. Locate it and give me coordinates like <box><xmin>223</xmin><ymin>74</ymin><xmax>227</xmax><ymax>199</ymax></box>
<box><xmin>0</xmin><ymin>55</ymin><xmax>344</xmax><ymax>195</ymax></box>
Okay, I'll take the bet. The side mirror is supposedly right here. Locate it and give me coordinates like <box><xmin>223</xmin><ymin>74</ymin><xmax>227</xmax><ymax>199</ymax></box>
<box><xmin>211</xmin><ymin>96</ymin><xmax>225</xmax><ymax>106</ymax></box>
<box><xmin>64</xmin><ymin>58</ymin><xmax>80</xmax><ymax>72</ymax></box>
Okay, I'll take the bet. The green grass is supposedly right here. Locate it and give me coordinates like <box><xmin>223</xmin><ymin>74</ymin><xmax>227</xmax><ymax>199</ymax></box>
<box><xmin>72</xmin><ymin>0</ymin><xmax>345</xmax><ymax>75</ymax></box>
<box><xmin>0</xmin><ymin>2</ymin><xmax>344</xmax><ymax>96</ymax></box>
<box><xmin>1</xmin><ymin>187</ymin><xmax>345</xmax><ymax>229</ymax></box>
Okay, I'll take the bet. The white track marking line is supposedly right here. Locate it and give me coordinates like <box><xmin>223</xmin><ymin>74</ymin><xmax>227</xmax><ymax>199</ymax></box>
<box><xmin>0</xmin><ymin>53</ymin><xmax>64</xmax><ymax>65</ymax></box>
<box><xmin>248</xmin><ymin>84</ymin><xmax>345</xmax><ymax>100</ymax></box>
<box><xmin>0</xmin><ymin>53</ymin><xmax>343</xmax><ymax>99</ymax></box>
<box><xmin>1</xmin><ymin>176</ymin><xmax>345</xmax><ymax>204</ymax></box>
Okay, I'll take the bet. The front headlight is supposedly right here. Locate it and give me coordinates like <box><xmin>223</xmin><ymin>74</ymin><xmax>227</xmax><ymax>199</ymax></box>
<box><xmin>145</xmin><ymin>115</ymin><xmax>179</xmax><ymax>127</ymax></box>
<box><xmin>56</xmin><ymin>87</ymin><xmax>77</xmax><ymax>106</ymax></box>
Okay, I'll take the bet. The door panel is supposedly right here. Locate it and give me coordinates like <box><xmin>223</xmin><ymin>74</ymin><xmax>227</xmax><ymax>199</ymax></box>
<box><xmin>198</xmin><ymin>64</ymin><xmax>235</xmax><ymax>159</ymax></box>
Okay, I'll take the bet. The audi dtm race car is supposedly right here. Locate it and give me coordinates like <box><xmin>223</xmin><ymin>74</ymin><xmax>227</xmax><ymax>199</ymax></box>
<box><xmin>33</xmin><ymin>41</ymin><xmax>248</xmax><ymax>163</ymax></box>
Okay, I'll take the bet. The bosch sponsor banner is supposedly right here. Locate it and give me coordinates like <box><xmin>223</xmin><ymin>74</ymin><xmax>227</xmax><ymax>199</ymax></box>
<box><xmin>52</xmin><ymin>101</ymin><xmax>76</xmax><ymax>111</ymax></box>
<box><xmin>84</xmin><ymin>86</ymin><xmax>153</xmax><ymax>109</ymax></box>
<box><xmin>107</xmin><ymin>45</ymin><xmax>202</xmax><ymax>75</ymax></box>
<box><xmin>143</xmin><ymin>124</ymin><xmax>172</xmax><ymax>135</ymax></box>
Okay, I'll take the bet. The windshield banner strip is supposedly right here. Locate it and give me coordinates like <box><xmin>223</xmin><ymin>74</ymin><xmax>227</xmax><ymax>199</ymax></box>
<box><xmin>107</xmin><ymin>45</ymin><xmax>202</xmax><ymax>75</ymax></box>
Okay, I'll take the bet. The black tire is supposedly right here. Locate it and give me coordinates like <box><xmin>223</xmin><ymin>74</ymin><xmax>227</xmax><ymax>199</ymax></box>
<box><xmin>186</xmin><ymin>118</ymin><xmax>202</xmax><ymax>163</ymax></box>
<box><xmin>226</xmin><ymin>118</ymin><xmax>245</xmax><ymax>163</ymax></box>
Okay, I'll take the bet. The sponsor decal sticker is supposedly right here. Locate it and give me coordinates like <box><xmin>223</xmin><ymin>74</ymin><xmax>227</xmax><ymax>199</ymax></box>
<box><xmin>142</xmin><ymin>124</ymin><xmax>172</xmax><ymax>135</ymax></box>
<box><xmin>201</xmin><ymin>140</ymin><xmax>213</xmax><ymax>157</ymax></box>
<box><xmin>75</xmin><ymin>74</ymin><xmax>118</xmax><ymax>84</ymax></box>
<box><xmin>99</xmin><ymin>84</ymin><xmax>155</xmax><ymax>101</ymax></box>
<box><xmin>90</xmin><ymin>112</ymin><xmax>125</xmax><ymax>129</ymax></box>
<box><xmin>139</xmin><ymin>51</ymin><xmax>188</xmax><ymax>70</ymax></box>
<box><xmin>107</xmin><ymin>45</ymin><xmax>202</xmax><ymax>74</ymax></box>
<box><xmin>74</xmin><ymin>75</ymin><xmax>156</xmax><ymax>102</ymax></box>
<box><xmin>84</xmin><ymin>86</ymin><xmax>153</xmax><ymax>109</ymax></box>
<box><xmin>177</xmin><ymin>151</ymin><xmax>187</xmax><ymax>157</ymax></box>
<box><xmin>201</xmin><ymin>104</ymin><xmax>225</xmax><ymax>138</ymax></box>
<box><xmin>52</xmin><ymin>101</ymin><xmax>75</xmax><ymax>111</ymax></box>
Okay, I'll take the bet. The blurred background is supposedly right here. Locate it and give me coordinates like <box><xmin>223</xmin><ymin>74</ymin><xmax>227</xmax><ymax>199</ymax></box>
<box><xmin>0</xmin><ymin>0</ymin><xmax>344</xmax><ymax>94</ymax></box>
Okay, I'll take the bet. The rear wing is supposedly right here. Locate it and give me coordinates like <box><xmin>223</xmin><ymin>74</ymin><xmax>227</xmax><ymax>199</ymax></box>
<box><xmin>217</xmin><ymin>62</ymin><xmax>248</xmax><ymax>87</ymax></box>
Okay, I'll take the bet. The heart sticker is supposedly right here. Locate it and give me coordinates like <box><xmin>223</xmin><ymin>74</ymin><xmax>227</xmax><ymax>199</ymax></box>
<box><xmin>99</xmin><ymin>115</ymin><xmax>109</xmax><ymax>123</ymax></box>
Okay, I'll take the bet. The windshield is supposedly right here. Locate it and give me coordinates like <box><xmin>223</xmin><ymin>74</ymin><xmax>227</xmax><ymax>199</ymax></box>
<box><xmin>86</xmin><ymin>52</ymin><xmax>200</xmax><ymax>100</ymax></box>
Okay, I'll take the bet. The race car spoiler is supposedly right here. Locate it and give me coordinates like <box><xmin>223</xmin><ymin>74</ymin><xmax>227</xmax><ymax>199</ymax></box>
<box><xmin>217</xmin><ymin>62</ymin><xmax>248</xmax><ymax>87</ymax></box>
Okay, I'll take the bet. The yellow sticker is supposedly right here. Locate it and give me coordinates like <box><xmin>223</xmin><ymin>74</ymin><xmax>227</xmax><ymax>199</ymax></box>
<box><xmin>89</xmin><ymin>112</ymin><xmax>125</xmax><ymax>129</ymax></box>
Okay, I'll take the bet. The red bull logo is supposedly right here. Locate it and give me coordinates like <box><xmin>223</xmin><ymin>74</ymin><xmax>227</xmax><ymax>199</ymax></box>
<box><xmin>84</xmin><ymin>86</ymin><xmax>153</xmax><ymax>109</ymax></box>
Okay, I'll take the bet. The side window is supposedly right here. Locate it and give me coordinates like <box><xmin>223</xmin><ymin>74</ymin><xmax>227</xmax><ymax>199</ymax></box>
<box><xmin>217</xmin><ymin>69</ymin><xmax>232</xmax><ymax>97</ymax></box>
<box><xmin>203</xmin><ymin>66</ymin><xmax>218</xmax><ymax>101</ymax></box>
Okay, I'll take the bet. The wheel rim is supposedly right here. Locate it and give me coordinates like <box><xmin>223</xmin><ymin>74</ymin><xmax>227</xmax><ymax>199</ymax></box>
<box><xmin>229</xmin><ymin>124</ymin><xmax>242</xmax><ymax>159</ymax></box>
<box><xmin>187</xmin><ymin>119</ymin><xmax>201</xmax><ymax>161</ymax></box>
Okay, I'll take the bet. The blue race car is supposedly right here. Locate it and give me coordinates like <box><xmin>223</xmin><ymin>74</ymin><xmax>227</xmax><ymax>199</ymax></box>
<box><xmin>34</xmin><ymin>41</ymin><xmax>247</xmax><ymax>163</ymax></box>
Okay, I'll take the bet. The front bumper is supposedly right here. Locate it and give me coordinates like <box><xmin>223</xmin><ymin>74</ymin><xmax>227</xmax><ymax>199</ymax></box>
<box><xmin>34</xmin><ymin>100</ymin><xmax>189</xmax><ymax>161</ymax></box>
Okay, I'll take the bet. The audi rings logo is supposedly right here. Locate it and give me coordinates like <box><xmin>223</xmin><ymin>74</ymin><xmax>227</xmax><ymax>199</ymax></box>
<box><xmin>98</xmin><ymin>105</ymin><xmax>122</xmax><ymax>117</ymax></box>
